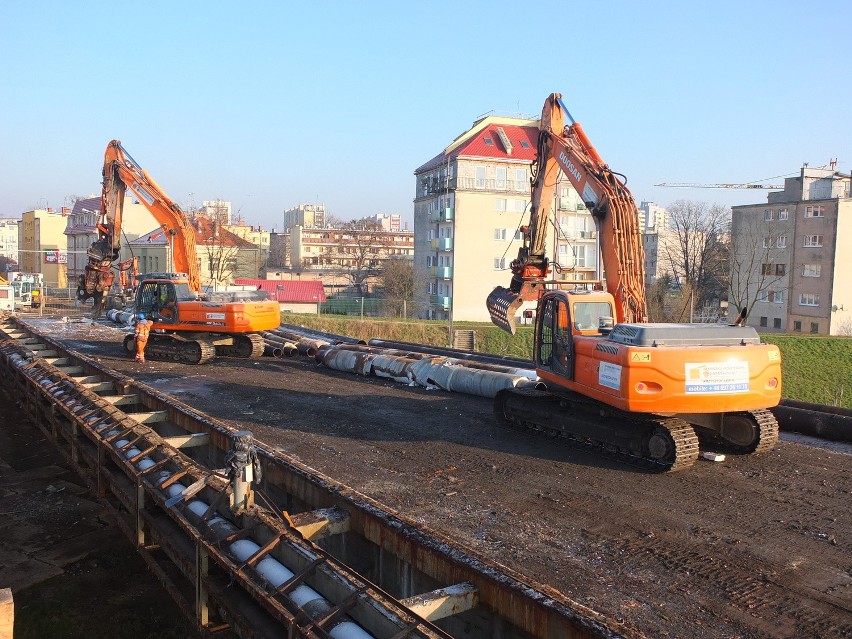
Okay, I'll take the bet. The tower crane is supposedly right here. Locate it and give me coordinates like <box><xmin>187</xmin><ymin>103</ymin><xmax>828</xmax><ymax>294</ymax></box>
<box><xmin>654</xmin><ymin>182</ymin><xmax>783</xmax><ymax>189</ymax></box>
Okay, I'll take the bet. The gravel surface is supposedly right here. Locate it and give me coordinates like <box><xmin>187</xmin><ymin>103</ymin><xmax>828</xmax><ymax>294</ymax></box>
<box><xmin>16</xmin><ymin>317</ymin><xmax>852</xmax><ymax>639</ymax></box>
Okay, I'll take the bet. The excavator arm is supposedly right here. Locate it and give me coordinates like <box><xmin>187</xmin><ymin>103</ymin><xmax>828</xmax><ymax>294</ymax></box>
<box><xmin>87</xmin><ymin>140</ymin><xmax>201</xmax><ymax>294</ymax></box>
<box><xmin>487</xmin><ymin>93</ymin><xmax>647</xmax><ymax>333</ymax></box>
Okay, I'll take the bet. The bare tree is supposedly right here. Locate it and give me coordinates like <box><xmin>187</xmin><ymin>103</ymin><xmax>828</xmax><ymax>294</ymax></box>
<box><xmin>728</xmin><ymin>212</ymin><xmax>790</xmax><ymax>321</ymax></box>
<box><xmin>378</xmin><ymin>258</ymin><xmax>428</xmax><ymax>317</ymax></box>
<box><xmin>335</xmin><ymin>221</ymin><xmax>385</xmax><ymax>295</ymax></box>
<box><xmin>660</xmin><ymin>200</ymin><xmax>730</xmax><ymax>319</ymax></box>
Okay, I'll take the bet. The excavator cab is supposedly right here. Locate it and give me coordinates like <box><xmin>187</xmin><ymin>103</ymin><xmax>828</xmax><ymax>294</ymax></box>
<box><xmin>536</xmin><ymin>293</ymin><xmax>575</xmax><ymax>379</ymax></box>
<box><xmin>136</xmin><ymin>280</ymin><xmax>181</xmax><ymax>323</ymax></box>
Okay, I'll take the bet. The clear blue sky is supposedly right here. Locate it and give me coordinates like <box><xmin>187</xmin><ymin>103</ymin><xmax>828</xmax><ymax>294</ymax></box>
<box><xmin>1</xmin><ymin>1</ymin><xmax>849</xmax><ymax>231</ymax></box>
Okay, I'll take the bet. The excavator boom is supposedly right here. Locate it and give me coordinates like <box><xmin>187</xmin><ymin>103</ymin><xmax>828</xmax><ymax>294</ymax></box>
<box><xmin>487</xmin><ymin>93</ymin><xmax>647</xmax><ymax>333</ymax></box>
<box><xmin>95</xmin><ymin>140</ymin><xmax>201</xmax><ymax>293</ymax></box>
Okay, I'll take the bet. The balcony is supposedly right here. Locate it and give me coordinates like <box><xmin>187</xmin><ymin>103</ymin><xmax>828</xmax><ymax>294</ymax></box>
<box><xmin>430</xmin><ymin>295</ymin><xmax>451</xmax><ymax>309</ymax></box>
<box><xmin>431</xmin><ymin>237</ymin><xmax>454</xmax><ymax>251</ymax></box>
<box><xmin>431</xmin><ymin>266</ymin><xmax>453</xmax><ymax>279</ymax></box>
<box><xmin>429</xmin><ymin>207</ymin><xmax>455</xmax><ymax>223</ymax></box>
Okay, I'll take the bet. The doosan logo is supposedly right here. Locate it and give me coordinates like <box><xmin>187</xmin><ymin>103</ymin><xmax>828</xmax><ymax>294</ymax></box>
<box><xmin>558</xmin><ymin>151</ymin><xmax>583</xmax><ymax>183</ymax></box>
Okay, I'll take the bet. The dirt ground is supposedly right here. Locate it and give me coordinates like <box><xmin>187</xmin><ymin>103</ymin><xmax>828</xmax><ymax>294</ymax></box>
<box><xmin>8</xmin><ymin>317</ymin><xmax>852</xmax><ymax>639</ymax></box>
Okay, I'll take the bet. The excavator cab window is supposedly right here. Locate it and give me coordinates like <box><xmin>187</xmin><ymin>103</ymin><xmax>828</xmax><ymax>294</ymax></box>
<box><xmin>572</xmin><ymin>301</ymin><xmax>613</xmax><ymax>333</ymax></box>
<box><xmin>536</xmin><ymin>297</ymin><xmax>575</xmax><ymax>379</ymax></box>
<box><xmin>137</xmin><ymin>281</ymin><xmax>178</xmax><ymax>322</ymax></box>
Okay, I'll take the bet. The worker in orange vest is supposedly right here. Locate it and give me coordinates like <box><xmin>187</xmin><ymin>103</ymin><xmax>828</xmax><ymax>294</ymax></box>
<box><xmin>134</xmin><ymin>313</ymin><xmax>153</xmax><ymax>362</ymax></box>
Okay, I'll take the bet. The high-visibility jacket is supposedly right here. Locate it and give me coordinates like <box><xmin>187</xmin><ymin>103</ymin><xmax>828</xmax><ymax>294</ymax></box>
<box><xmin>135</xmin><ymin>319</ymin><xmax>153</xmax><ymax>341</ymax></box>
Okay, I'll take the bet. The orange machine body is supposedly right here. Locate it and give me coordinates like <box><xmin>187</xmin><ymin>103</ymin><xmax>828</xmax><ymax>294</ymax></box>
<box><xmin>534</xmin><ymin>290</ymin><xmax>782</xmax><ymax>414</ymax></box>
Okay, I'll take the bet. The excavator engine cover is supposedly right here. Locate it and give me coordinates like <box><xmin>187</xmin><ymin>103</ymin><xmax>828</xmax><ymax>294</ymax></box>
<box><xmin>487</xmin><ymin>286</ymin><xmax>525</xmax><ymax>335</ymax></box>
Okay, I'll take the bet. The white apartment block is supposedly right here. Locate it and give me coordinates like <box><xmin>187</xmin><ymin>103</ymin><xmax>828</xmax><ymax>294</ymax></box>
<box><xmin>638</xmin><ymin>201</ymin><xmax>668</xmax><ymax>232</ymax></box>
<box><xmin>201</xmin><ymin>199</ymin><xmax>233</xmax><ymax>225</ymax></box>
<box><xmin>731</xmin><ymin>165</ymin><xmax>851</xmax><ymax>335</ymax></box>
<box><xmin>414</xmin><ymin>115</ymin><xmax>597</xmax><ymax>323</ymax></box>
<box><xmin>283</xmin><ymin>204</ymin><xmax>326</xmax><ymax>231</ymax></box>
<box><xmin>0</xmin><ymin>218</ymin><xmax>20</xmax><ymax>270</ymax></box>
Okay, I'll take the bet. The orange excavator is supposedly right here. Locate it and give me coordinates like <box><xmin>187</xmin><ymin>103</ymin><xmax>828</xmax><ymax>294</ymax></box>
<box><xmin>80</xmin><ymin>140</ymin><xmax>281</xmax><ymax>364</ymax></box>
<box><xmin>486</xmin><ymin>93</ymin><xmax>782</xmax><ymax>471</ymax></box>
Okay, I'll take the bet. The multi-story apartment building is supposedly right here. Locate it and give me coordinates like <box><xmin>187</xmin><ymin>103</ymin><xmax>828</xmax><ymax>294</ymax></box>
<box><xmin>223</xmin><ymin>222</ymin><xmax>271</xmax><ymax>271</ymax></box>
<box><xmin>19</xmin><ymin>208</ymin><xmax>69</xmax><ymax>287</ymax></box>
<box><xmin>291</xmin><ymin>225</ymin><xmax>413</xmax><ymax>280</ymax></box>
<box><xmin>283</xmin><ymin>204</ymin><xmax>326</xmax><ymax>231</ymax></box>
<box><xmin>361</xmin><ymin>213</ymin><xmax>402</xmax><ymax>232</ymax></box>
<box><xmin>413</xmin><ymin>115</ymin><xmax>597</xmax><ymax>322</ymax></box>
<box><xmin>638</xmin><ymin>201</ymin><xmax>668</xmax><ymax>233</ymax></box>
<box><xmin>64</xmin><ymin>196</ymin><xmax>159</xmax><ymax>285</ymax></box>
<box><xmin>0</xmin><ymin>218</ymin><xmax>20</xmax><ymax>270</ymax></box>
<box><xmin>731</xmin><ymin>165</ymin><xmax>851</xmax><ymax>335</ymax></box>
<box><xmin>201</xmin><ymin>199</ymin><xmax>232</xmax><ymax>225</ymax></box>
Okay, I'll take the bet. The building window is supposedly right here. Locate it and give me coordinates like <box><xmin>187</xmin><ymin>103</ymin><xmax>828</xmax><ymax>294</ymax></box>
<box><xmin>475</xmin><ymin>166</ymin><xmax>486</xmax><ymax>189</ymax></box>
<box><xmin>803</xmin><ymin>235</ymin><xmax>824</xmax><ymax>247</ymax></box>
<box><xmin>804</xmin><ymin>205</ymin><xmax>824</xmax><ymax>218</ymax></box>
<box><xmin>495</xmin><ymin>198</ymin><xmax>507</xmax><ymax>211</ymax></box>
<box><xmin>773</xmin><ymin>318</ymin><xmax>782</xmax><ymax>329</ymax></box>
<box><xmin>494</xmin><ymin>228</ymin><xmax>507</xmax><ymax>241</ymax></box>
<box><xmin>801</xmin><ymin>264</ymin><xmax>821</xmax><ymax>277</ymax></box>
<box><xmin>810</xmin><ymin>322</ymin><xmax>819</xmax><ymax>333</ymax></box>
<box><xmin>775</xmin><ymin>264</ymin><xmax>786</xmax><ymax>276</ymax></box>
<box><xmin>514</xmin><ymin>229</ymin><xmax>523</xmax><ymax>240</ymax></box>
<box><xmin>769</xmin><ymin>290</ymin><xmax>785</xmax><ymax>303</ymax></box>
<box><xmin>493</xmin><ymin>257</ymin><xmax>506</xmax><ymax>270</ymax></box>
<box><xmin>558</xmin><ymin>244</ymin><xmax>568</xmax><ymax>255</ymax></box>
<box><xmin>799</xmin><ymin>293</ymin><xmax>820</xmax><ymax>306</ymax></box>
<box><xmin>793</xmin><ymin>320</ymin><xmax>801</xmax><ymax>332</ymax></box>
<box><xmin>762</xmin><ymin>237</ymin><xmax>771</xmax><ymax>248</ymax></box>
<box><xmin>764</xmin><ymin>210</ymin><xmax>774</xmax><ymax>221</ymax></box>
<box><xmin>777</xmin><ymin>235</ymin><xmax>787</xmax><ymax>248</ymax></box>
<box><xmin>761</xmin><ymin>263</ymin><xmax>773</xmax><ymax>275</ymax></box>
<box><xmin>484</xmin><ymin>137</ymin><xmax>493</xmax><ymax>146</ymax></box>
<box><xmin>496</xmin><ymin>167</ymin><xmax>507</xmax><ymax>190</ymax></box>
<box><xmin>758</xmin><ymin>291</ymin><xmax>769</xmax><ymax>303</ymax></box>
<box><xmin>515</xmin><ymin>199</ymin><xmax>527</xmax><ymax>212</ymax></box>
<box><xmin>779</xmin><ymin>209</ymin><xmax>788</xmax><ymax>220</ymax></box>
<box><xmin>759</xmin><ymin>316</ymin><xmax>768</xmax><ymax>327</ymax></box>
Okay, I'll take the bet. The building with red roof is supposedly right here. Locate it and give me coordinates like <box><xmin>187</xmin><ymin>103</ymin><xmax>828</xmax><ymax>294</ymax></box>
<box><xmin>235</xmin><ymin>278</ymin><xmax>326</xmax><ymax>314</ymax></box>
<box><xmin>414</xmin><ymin>113</ymin><xmax>599</xmax><ymax>323</ymax></box>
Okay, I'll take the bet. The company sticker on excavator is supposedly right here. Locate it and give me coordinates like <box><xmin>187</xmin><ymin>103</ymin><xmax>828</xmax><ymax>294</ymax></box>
<box><xmin>205</xmin><ymin>313</ymin><xmax>226</xmax><ymax>320</ymax></box>
<box><xmin>598</xmin><ymin>362</ymin><xmax>622</xmax><ymax>390</ymax></box>
<box><xmin>630</xmin><ymin>352</ymin><xmax>651</xmax><ymax>363</ymax></box>
<box><xmin>685</xmin><ymin>362</ymin><xmax>750</xmax><ymax>394</ymax></box>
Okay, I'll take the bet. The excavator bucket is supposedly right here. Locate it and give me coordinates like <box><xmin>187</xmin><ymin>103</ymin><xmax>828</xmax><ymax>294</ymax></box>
<box><xmin>487</xmin><ymin>286</ymin><xmax>525</xmax><ymax>335</ymax></box>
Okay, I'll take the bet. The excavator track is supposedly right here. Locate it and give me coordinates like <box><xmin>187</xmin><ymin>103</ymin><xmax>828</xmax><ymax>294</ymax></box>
<box><xmin>124</xmin><ymin>334</ymin><xmax>217</xmax><ymax>365</ymax></box>
<box><xmin>693</xmin><ymin>408</ymin><xmax>780</xmax><ymax>455</ymax></box>
<box><xmin>494</xmin><ymin>387</ymin><xmax>700</xmax><ymax>472</ymax></box>
<box><xmin>215</xmin><ymin>333</ymin><xmax>265</xmax><ymax>359</ymax></box>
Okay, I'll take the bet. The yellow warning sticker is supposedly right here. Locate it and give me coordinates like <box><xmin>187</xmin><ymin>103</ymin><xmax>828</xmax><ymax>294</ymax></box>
<box><xmin>631</xmin><ymin>352</ymin><xmax>651</xmax><ymax>362</ymax></box>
